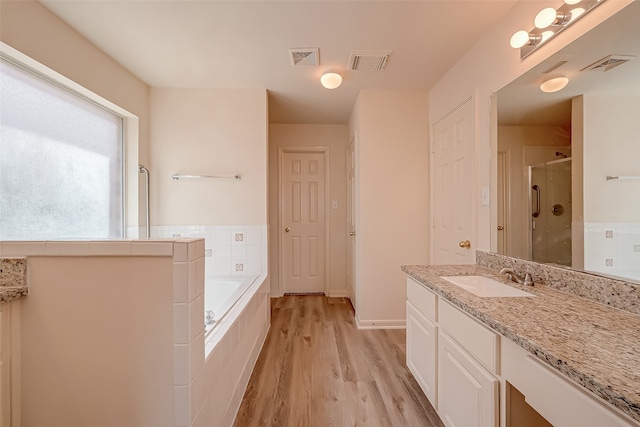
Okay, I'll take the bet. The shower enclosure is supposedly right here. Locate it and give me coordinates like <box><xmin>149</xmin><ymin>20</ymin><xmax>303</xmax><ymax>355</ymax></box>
<box><xmin>529</xmin><ymin>158</ymin><xmax>572</xmax><ymax>266</ymax></box>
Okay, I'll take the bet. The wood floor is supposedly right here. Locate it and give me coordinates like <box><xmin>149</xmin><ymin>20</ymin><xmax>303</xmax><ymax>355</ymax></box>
<box><xmin>233</xmin><ymin>296</ymin><xmax>444</xmax><ymax>427</ymax></box>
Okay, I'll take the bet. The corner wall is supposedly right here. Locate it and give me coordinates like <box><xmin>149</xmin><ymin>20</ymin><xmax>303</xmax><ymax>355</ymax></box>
<box><xmin>349</xmin><ymin>89</ymin><xmax>430</xmax><ymax>327</ymax></box>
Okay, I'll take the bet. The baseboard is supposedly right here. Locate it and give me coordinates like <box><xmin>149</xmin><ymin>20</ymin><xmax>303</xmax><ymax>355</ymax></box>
<box><xmin>327</xmin><ymin>290</ymin><xmax>348</xmax><ymax>297</ymax></box>
<box><xmin>355</xmin><ymin>315</ymin><xmax>406</xmax><ymax>330</ymax></box>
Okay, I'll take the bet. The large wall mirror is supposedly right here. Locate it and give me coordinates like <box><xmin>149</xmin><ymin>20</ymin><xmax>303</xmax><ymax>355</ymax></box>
<box><xmin>494</xmin><ymin>1</ymin><xmax>640</xmax><ymax>284</ymax></box>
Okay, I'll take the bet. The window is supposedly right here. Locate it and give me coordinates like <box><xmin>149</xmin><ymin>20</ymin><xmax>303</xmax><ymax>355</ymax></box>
<box><xmin>0</xmin><ymin>58</ymin><xmax>124</xmax><ymax>240</ymax></box>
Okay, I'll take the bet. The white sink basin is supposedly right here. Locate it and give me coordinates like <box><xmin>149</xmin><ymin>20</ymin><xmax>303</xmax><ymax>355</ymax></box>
<box><xmin>440</xmin><ymin>275</ymin><xmax>535</xmax><ymax>298</ymax></box>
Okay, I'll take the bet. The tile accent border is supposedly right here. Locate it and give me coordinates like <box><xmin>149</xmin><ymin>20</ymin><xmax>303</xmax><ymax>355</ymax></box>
<box><xmin>476</xmin><ymin>251</ymin><xmax>640</xmax><ymax>315</ymax></box>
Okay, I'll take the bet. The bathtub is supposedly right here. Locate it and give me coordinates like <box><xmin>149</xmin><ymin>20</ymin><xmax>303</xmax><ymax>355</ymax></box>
<box><xmin>204</xmin><ymin>275</ymin><xmax>259</xmax><ymax>336</ymax></box>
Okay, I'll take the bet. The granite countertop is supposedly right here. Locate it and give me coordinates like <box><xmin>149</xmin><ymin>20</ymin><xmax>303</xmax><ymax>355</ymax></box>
<box><xmin>402</xmin><ymin>264</ymin><xmax>640</xmax><ymax>424</ymax></box>
<box><xmin>0</xmin><ymin>258</ymin><xmax>28</xmax><ymax>303</ymax></box>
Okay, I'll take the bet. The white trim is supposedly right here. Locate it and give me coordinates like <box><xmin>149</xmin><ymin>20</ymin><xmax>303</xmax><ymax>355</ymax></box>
<box><xmin>277</xmin><ymin>146</ymin><xmax>331</xmax><ymax>295</ymax></box>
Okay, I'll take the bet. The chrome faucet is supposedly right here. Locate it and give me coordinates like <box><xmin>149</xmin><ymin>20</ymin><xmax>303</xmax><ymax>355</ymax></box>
<box><xmin>500</xmin><ymin>268</ymin><xmax>534</xmax><ymax>286</ymax></box>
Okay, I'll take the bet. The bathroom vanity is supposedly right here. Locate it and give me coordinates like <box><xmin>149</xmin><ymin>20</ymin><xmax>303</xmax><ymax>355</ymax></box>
<box><xmin>403</xmin><ymin>260</ymin><xmax>640</xmax><ymax>427</ymax></box>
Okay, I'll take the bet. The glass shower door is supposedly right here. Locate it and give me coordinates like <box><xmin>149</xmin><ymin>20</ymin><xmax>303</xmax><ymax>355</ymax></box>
<box><xmin>529</xmin><ymin>158</ymin><xmax>572</xmax><ymax>266</ymax></box>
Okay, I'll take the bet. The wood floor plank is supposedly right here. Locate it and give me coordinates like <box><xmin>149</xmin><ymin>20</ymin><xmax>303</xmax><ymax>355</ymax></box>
<box><xmin>310</xmin><ymin>321</ymin><xmax>348</xmax><ymax>426</ymax></box>
<box><xmin>234</xmin><ymin>295</ymin><xmax>443</xmax><ymax>427</ymax></box>
<box><xmin>242</xmin><ymin>307</ymin><xmax>293</xmax><ymax>400</ymax></box>
<box><xmin>344</xmin><ymin>381</ymin><xmax>393</xmax><ymax>427</ymax></box>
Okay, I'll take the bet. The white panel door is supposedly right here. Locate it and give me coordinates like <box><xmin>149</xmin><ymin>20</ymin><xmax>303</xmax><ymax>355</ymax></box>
<box><xmin>281</xmin><ymin>151</ymin><xmax>326</xmax><ymax>293</ymax></box>
<box><xmin>433</xmin><ymin>99</ymin><xmax>474</xmax><ymax>264</ymax></box>
<box><xmin>347</xmin><ymin>138</ymin><xmax>356</xmax><ymax>306</ymax></box>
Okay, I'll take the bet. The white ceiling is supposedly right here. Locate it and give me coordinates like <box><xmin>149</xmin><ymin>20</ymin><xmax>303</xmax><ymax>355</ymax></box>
<box><xmin>497</xmin><ymin>0</ymin><xmax>640</xmax><ymax>127</ymax></box>
<box><xmin>40</xmin><ymin>0</ymin><xmax>518</xmax><ymax>124</ymax></box>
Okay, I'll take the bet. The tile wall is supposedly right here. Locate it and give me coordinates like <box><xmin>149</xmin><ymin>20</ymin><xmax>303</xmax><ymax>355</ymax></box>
<box><xmin>584</xmin><ymin>222</ymin><xmax>640</xmax><ymax>281</ymax></box>
<box><xmin>150</xmin><ymin>225</ymin><xmax>267</xmax><ymax>277</ymax></box>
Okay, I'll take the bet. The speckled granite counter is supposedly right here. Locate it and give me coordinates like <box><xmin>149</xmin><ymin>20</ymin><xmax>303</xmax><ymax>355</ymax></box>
<box><xmin>402</xmin><ymin>264</ymin><xmax>640</xmax><ymax>424</ymax></box>
<box><xmin>0</xmin><ymin>258</ymin><xmax>28</xmax><ymax>303</ymax></box>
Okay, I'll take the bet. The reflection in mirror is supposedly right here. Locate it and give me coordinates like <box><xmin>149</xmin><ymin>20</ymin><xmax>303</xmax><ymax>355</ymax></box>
<box><xmin>494</xmin><ymin>1</ymin><xmax>640</xmax><ymax>284</ymax></box>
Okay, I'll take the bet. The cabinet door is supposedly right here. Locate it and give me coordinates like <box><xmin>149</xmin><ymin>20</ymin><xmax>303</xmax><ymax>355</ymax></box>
<box><xmin>438</xmin><ymin>331</ymin><xmax>498</xmax><ymax>427</ymax></box>
<box><xmin>406</xmin><ymin>301</ymin><xmax>437</xmax><ymax>405</ymax></box>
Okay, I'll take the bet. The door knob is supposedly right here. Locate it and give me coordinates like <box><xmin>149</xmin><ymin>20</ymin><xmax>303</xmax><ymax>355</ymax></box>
<box><xmin>497</xmin><ymin>226</ymin><xmax>504</xmax><ymax>231</ymax></box>
<box><xmin>285</xmin><ymin>227</ymin><xmax>290</xmax><ymax>232</ymax></box>
<box><xmin>349</xmin><ymin>231</ymin><xmax>356</xmax><ymax>236</ymax></box>
<box><xmin>459</xmin><ymin>240</ymin><xmax>471</xmax><ymax>249</ymax></box>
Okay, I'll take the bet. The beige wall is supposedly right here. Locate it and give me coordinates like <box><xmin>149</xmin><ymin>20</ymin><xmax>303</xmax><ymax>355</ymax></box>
<box><xmin>0</xmin><ymin>0</ymin><xmax>151</xmax><ymax>230</ymax></box>
<box><xmin>349</xmin><ymin>89</ymin><xmax>430</xmax><ymax>327</ymax></box>
<box><xmin>150</xmin><ymin>87</ymin><xmax>268</xmax><ymax>226</ymax></box>
<box><xmin>429</xmin><ymin>0</ymin><xmax>632</xmax><ymax>254</ymax></box>
<box><xmin>581</xmin><ymin>94</ymin><xmax>640</xmax><ymax>223</ymax></box>
<box><xmin>21</xmin><ymin>256</ymin><xmax>174</xmax><ymax>426</ymax></box>
<box><xmin>268</xmin><ymin>124</ymin><xmax>348</xmax><ymax>296</ymax></box>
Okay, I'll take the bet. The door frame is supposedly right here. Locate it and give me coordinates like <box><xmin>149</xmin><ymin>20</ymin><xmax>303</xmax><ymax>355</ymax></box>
<box><xmin>346</xmin><ymin>135</ymin><xmax>356</xmax><ymax>308</ymax></box>
<box><xmin>277</xmin><ymin>146</ymin><xmax>331</xmax><ymax>295</ymax></box>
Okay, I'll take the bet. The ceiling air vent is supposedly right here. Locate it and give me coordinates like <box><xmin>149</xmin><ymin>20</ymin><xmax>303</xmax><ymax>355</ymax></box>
<box><xmin>349</xmin><ymin>50</ymin><xmax>392</xmax><ymax>71</ymax></box>
<box><xmin>582</xmin><ymin>54</ymin><xmax>636</xmax><ymax>72</ymax></box>
<box><xmin>289</xmin><ymin>48</ymin><xmax>319</xmax><ymax>67</ymax></box>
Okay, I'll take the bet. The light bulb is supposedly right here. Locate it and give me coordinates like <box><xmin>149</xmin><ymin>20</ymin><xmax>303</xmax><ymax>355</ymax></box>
<box><xmin>320</xmin><ymin>72</ymin><xmax>342</xmax><ymax>89</ymax></box>
<box><xmin>541</xmin><ymin>30</ymin><xmax>555</xmax><ymax>43</ymax></box>
<box><xmin>535</xmin><ymin>7</ymin><xmax>558</xmax><ymax>28</ymax></box>
<box><xmin>540</xmin><ymin>76</ymin><xmax>569</xmax><ymax>93</ymax></box>
<box><xmin>510</xmin><ymin>30</ymin><xmax>530</xmax><ymax>48</ymax></box>
<box><xmin>564</xmin><ymin>0</ymin><xmax>581</xmax><ymax>4</ymax></box>
<box><xmin>569</xmin><ymin>7</ymin><xmax>585</xmax><ymax>21</ymax></box>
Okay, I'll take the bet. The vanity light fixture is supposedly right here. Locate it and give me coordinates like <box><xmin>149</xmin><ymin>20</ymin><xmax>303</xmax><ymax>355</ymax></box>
<box><xmin>510</xmin><ymin>0</ymin><xmax>607</xmax><ymax>59</ymax></box>
<box><xmin>534</xmin><ymin>7</ymin><xmax>571</xmax><ymax>29</ymax></box>
<box><xmin>320</xmin><ymin>72</ymin><xmax>342</xmax><ymax>89</ymax></box>
<box><xmin>540</xmin><ymin>76</ymin><xmax>569</xmax><ymax>93</ymax></box>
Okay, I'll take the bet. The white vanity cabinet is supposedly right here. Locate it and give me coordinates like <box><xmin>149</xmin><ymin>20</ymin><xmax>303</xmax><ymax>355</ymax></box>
<box><xmin>438</xmin><ymin>299</ymin><xmax>499</xmax><ymax>427</ymax></box>
<box><xmin>406</xmin><ymin>277</ymin><xmax>438</xmax><ymax>404</ymax></box>
<box><xmin>405</xmin><ymin>269</ymin><xmax>640</xmax><ymax>427</ymax></box>
<box><xmin>406</xmin><ymin>277</ymin><xmax>498</xmax><ymax>427</ymax></box>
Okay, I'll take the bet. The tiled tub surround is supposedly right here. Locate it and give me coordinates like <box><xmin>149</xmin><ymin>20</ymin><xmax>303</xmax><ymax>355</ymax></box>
<box><xmin>476</xmin><ymin>250</ymin><xmax>640</xmax><ymax>315</ymax></box>
<box><xmin>0</xmin><ymin>257</ymin><xmax>27</xmax><ymax>302</ymax></box>
<box><xmin>148</xmin><ymin>224</ymin><xmax>268</xmax><ymax>277</ymax></box>
<box><xmin>401</xmin><ymin>263</ymin><xmax>640</xmax><ymax>424</ymax></box>
<box><xmin>0</xmin><ymin>239</ymin><xmax>269</xmax><ymax>427</ymax></box>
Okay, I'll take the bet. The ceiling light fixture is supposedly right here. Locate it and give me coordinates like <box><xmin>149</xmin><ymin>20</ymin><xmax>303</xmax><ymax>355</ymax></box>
<box><xmin>510</xmin><ymin>0</ymin><xmax>606</xmax><ymax>59</ymax></box>
<box><xmin>540</xmin><ymin>76</ymin><xmax>569</xmax><ymax>93</ymax></box>
<box><xmin>320</xmin><ymin>72</ymin><xmax>342</xmax><ymax>89</ymax></box>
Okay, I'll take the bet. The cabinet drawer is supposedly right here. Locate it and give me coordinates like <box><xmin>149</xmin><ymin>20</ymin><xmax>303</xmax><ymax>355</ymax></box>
<box><xmin>439</xmin><ymin>299</ymin><xmax>499</xmax><ymax>373</ymax></box>
<box><xmin>407</xmin><ymin>277</ymin><xmax>437</xmax><ymax>320</ymax></box>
